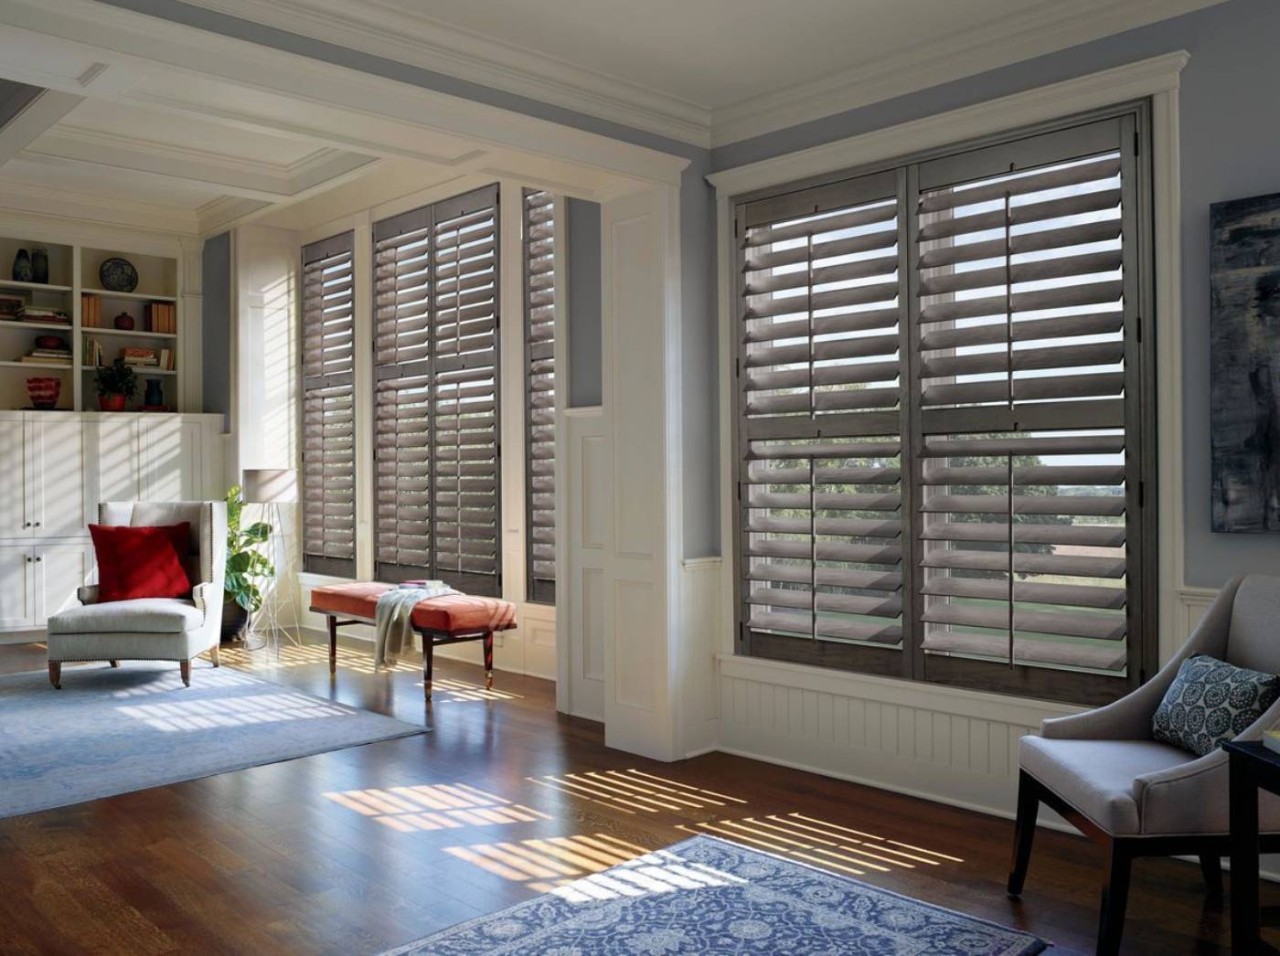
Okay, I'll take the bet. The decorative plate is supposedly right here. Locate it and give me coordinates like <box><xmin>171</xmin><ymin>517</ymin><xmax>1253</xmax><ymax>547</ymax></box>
<box><xmin>99</xmin><ymin>257</ymin><xmax>138</xmax><ymax>293</ymax></box>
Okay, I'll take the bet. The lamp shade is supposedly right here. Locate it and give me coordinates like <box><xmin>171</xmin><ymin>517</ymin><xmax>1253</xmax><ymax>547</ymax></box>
<box><xmin>242</xmin><ymin>468</ymin><xmax>297</xmax><ymax>504</ymax></box>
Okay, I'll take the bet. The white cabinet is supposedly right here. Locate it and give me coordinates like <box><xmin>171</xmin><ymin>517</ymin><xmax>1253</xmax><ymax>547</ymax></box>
<box><xmin>0</xmin><ymin>411</ymin><xmax>223</xmax><ymax>633</ymax></box>
<box><xmin>27</xmin><ymin>417</ymin><xmax>92</xmax><ymax>538</ymax></box>
<box><xmin>0</xmin><ymin>545</ymin><xmax>35</xmax><ymax>629</ymax></box>
<box><xmin>0</xmin><ymin>418</ymin><xmax>26</xmax><ymax>538</ymax></box>
<box><xmin>36</xmin><ymin>543</ymin><xmax>94</xmax><ymax>620</ymax></box>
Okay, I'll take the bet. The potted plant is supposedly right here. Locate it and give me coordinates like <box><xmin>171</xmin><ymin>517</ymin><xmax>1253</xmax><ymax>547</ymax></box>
<box><xmin>221</xmin><ymin>484</ymin><xmax>274</xmax><ymax>642</ymax></box>
<box><xmin>94</xmin><ymin>359</ymin><xmax>137</xmax><ymax>411</ymax></box>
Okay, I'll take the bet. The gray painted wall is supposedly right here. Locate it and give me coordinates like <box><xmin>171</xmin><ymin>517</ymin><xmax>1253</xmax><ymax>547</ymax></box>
<box><xmin>99</xmin><ymin>0</ymin><xmax>720</xmax><ymax>559</ymax></box>
<box><xmin>712</xmin><ymin>0</ymin><xmax>1280</xmax><ymax>589</ymax></box>
<box><xmin>201</xmin><ymin>232</ymin><xmax>231</xmax><ymax>426</ymax></box>
<box><xmin>566</xmin><ymin>198</ymin><xmax>602</xmax><ymax>408</ymax></box>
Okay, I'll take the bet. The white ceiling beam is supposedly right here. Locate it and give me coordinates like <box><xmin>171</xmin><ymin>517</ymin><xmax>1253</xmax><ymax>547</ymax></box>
<box><xmin>0</xmin><ymin>89</ymin><xmax>83</xmax><ymax>165</ymax></box>
<box><xmin>25</xmin><ymin>128</ymin><xmax>378</xmax><ymax>202</ymax></box>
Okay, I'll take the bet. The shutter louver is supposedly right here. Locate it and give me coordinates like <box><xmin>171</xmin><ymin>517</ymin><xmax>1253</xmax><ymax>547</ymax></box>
<box><xmin>373</xmin><ymin>185</ymin><xmax>501</xmax><ymax>596</ymax></box>
<box><xmin>524</xmin><ymin>189</ymin><xmax>557</xmax><ymax>605</ymax></box>
<box><xmin>913</xmin><ymin>125</ymin><xmax>1140</xmax><ymax>682</ymax></box>
<box><xmin>301</xmin><ymin>232</ymin><xmax>357</xmax><ymax>577</ymax></box>
<box><xmin>738</xmin><ymin>176</ymin><xmax>906</xmax><ymax>668</ymax></box>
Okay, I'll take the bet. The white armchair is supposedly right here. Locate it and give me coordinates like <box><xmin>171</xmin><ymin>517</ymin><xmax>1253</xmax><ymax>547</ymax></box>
<box><xmin>46</xmin><ymin>501</ymin><xmax>228</xmax><ymax>688</ymax></box>
<box><xmin>1007</xmin><ymin>574</ymin><xmax>1280</xmax><ymax>955</ymax></box>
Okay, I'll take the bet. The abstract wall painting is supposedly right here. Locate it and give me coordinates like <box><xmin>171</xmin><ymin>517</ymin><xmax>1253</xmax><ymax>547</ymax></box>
<box><xmin>1211</xmin><ymin>192</ymin><xmax>1280</xmax><ymax>533</ymax></box>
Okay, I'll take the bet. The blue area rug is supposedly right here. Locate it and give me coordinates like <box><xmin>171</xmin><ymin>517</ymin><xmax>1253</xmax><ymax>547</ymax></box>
<box><xmin>385</xmin><ymin>834</ymin><xmax>1047</xmax><ymax>955</ymax></box>
<box><xmin>0</xmin><ymin>661</ymin><xmax>424</xmax><ymax>819</ymax></box>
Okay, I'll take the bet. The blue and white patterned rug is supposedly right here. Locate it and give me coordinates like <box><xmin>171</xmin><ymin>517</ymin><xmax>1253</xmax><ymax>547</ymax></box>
<box><xmin>0</xmin><ymin>661</ymin><xmax>424</xmax><ymax>819</ymax></box>
<box><xmin>385</xmin><ymin>835</ymin><xmax>1047</xmax><ymax>955</ymax></box>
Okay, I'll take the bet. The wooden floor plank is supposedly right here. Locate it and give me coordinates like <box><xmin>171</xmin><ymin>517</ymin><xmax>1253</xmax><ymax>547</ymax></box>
<box><xmin>0</xmin><ymin>638</ymin><xmax>1273</xmax><ymax>954</ymax></box>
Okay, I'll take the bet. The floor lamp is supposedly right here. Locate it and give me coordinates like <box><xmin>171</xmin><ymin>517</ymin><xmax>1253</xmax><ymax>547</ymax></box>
<box><xmin>241</xmin><ymin>468</ymin><xmax>299</xmax><ymax>654</ymax></box>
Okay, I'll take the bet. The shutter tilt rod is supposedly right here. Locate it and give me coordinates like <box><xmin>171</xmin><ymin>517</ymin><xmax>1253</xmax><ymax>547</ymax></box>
<box><xmin>1005</xmin><ymin>185</ymin><xmax>1015</xmax><ymax>670</ymax></box>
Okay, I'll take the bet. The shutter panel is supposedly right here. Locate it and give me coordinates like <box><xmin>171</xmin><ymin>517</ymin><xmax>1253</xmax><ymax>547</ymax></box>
<box><xmin>737</xmin><ymin>170</ymin><xmax>906</xmax><ymax>670</ymax></box>
<box><xmin>524</xmin><ymin>189</ymin><xmax>557</xmax><ymax>605</ymax></box>
<box><xmin>300</xmin><ymin>232</ymin><xmax>356</xmax><ymax>577</ymax></box>
<box><xmin>373</xmin><ymin>185</ymin><xmax>501</xmax><ymax>595</ymax></box>
<box><xmin>912</xmin><ymin>119</ymin><xmax>1141</xmax><ymax>681</ymax></box>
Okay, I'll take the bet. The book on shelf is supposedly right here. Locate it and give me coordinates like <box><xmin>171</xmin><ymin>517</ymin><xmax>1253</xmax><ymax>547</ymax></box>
<box><xmin>145</xmin><ymin>302</ymin><xmax>176</xmax><ymax>334</ymax></box>
<box><xmin>18</xmin><ymin>307</ymin><xmax>70</xmax><ymax>324</ymax></box>
<box><xmin>81</xmin><ymin>293</ymin><xmax>101</xmax><ymax>327</ymax></box>
<box><xmin>83</xmin><ymin>337</ymin><xmax>104</xmax><ymax>367</ymax></box>
<box><xmin>0</xmin><ymin>294</ymin><xmax>22</xmax><ymax>318</ymax></box>
<box><xmin>20</xmin><ymin>354</ymin><xmax>71</xmax><ymax>365</ymax></box>
<box><xmin>29</xmin><ymin>349</ymin><xmax>72</xmax><ymax>359</ymax></box>
<box><xmin>159</xmin><ymin>348</ymin><xmax>174</xmax><ymax>371</ymax></box>
<box><xmin>121</xmin><ymin>346</ymin><xmax>159</xmax><ymax>367</ymax></box>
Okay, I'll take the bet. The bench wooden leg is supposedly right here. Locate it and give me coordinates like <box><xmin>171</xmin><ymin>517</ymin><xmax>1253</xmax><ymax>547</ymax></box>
<box><xmin>179</xmin><ymin>660</ymin><xmax>191</xmax><ymax>687</ymax></box>
<box><xmin>483</xmin><ymin>631</ymin><xmax>494</xmax><ymax>690</ymax></box>
<box><xmin>327</xmin><ymin>615</ymin><xmax>337</xmax><ymax>676</ymax></box>
<box><xmin>423</xmin><ymin>643</ymin><xmax>434</xmax><ymax>702</ymax></box>
<box><xmin>48</xmin><ymin>661</ymin><xmax>61</xmax><ymax>689</ymax></box>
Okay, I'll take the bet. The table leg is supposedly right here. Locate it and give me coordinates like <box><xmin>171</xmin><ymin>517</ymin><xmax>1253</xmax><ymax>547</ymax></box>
<box><xmin>1231</xmin><ymin>751</ymin><xmax>1261</xmax><ymax>955</ymax></box>
<box><xmin>484</xmin><ymin>631</ymin><xmax>494</xmax><ymax>690</ymax></box>
<box><xmin>327</xmin><ymin>615</ymin><xmax>337</xmax><ymax>676</ymax></box>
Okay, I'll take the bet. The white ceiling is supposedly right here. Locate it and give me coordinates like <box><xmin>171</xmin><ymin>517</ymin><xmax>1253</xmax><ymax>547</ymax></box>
<box><xmin>186</xmin><ymin>0</ymin><xmax>1226</xmax><ymax>144</ymax></box>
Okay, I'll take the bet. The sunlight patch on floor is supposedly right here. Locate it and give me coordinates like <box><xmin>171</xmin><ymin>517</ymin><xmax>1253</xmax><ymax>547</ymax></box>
<box><xmin>117</xmin><ymin>692</ymin><xmax>350</xmax><ymax>732</ymax></box>
<box><xmin>221</xmin><ymin>642</ymin><xmax>418</xmax><ymax>676</ymax></box>
<box><xmin>417</xmin><ymin>677</ymin><xmax>523</xmax><ymax>703</ymax></box>
<box><xmin>676</xmin><ymin>812</ymin><xmax>963</xmax><ymax>877</ymax></box>
<box><xmin>444</xmin><ymin>833</ymin><xmax>655</xmax><ymax>894</ymax></box>
<box><xmin>323</xmin><ymin>781</ymin><xmax>549</xmax><ymax>832</ymax></box>
<box><xmin>526</xmin><ymin>769</ymin><xmax>748</xmax><ymax>815</ymax></box>
<box><xmin>110</xmin><ymin>669</ymin><xmax>262</xmax><ymax>698</ymax></box>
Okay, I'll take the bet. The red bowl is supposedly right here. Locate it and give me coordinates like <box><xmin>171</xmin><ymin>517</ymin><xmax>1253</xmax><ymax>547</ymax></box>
<box><xmin>26</xmin><ymin>377</ymin><xmax>60</xmax><ymax>409</ymax></box>
<box><xmin>34</xmin><ymin>335</ymin><xmax>66</xmax><ymax>350</ymax></box>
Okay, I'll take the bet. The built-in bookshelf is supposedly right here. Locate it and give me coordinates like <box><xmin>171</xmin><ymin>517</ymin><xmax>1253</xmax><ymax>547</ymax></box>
<box><xmin>0</xmin><ymin>236</ymin><xmax>182</xmax><ymax>411</ymax></box>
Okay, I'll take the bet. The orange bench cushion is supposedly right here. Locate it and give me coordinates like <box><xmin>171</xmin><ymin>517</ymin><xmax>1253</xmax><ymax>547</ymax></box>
<box><xmin>310</xmin><ymin>582</ymin><xmax>517</xmax><ymax>634</ymax></box>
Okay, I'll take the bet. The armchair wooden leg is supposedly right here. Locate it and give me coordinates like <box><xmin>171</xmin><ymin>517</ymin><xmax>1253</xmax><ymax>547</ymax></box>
<box><xmin>208</xmin><ymin>645</ymin><xmax>220</xmax><ymax>668</ymax></box>
<box><xmin>1199</xmin><ymin>852</ymin><xmax>1224</xmax><ymax>901</ymax></box>
<box><xmin>1097</xmin><ymin>839</ymin><xmax>1133</xmax><ymax>956</ymax></box>
<box><xmin>179</xmin><ymin>660</ymin><xmax>191</xmax><ymax>687</ymax></box>
<box><xmin>48</xmin><ymin>662</ymin><xmax>61</xmax><ymax>689</ymax></box>
<box><xmin>108</xmin><ymin>660</ymin><xmax>119</xmax><ymax>668</ymax></box>
<box><xmin>1008</xmin><ymin>770</ymin><xmax>1041</xmax><ymax>897</ymax></box>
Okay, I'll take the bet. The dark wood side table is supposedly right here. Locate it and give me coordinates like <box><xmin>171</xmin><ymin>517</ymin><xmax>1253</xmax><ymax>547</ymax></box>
<box><xmin>1226</xmin><ymin>740</ymin><xmax>1280</xmax><ymax>955</ymax></box>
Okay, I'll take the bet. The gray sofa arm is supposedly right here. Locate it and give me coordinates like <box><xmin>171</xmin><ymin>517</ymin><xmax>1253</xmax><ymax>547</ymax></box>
<box><xmin>77</xmin><ymin>585</ymin><xmax>99</xmax><ymax>606</ymax></box>
<box><xmin>1041</xmin><ymin>577</ymin><xmax>1243</xmax><ymax>741</ymax></box>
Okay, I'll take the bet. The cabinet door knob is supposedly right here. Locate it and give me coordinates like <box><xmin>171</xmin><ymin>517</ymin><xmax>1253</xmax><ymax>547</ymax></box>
<box><xmin>23</xmin><ymin>521</ymin><xmax>30</xmax><ymax>528</ymax></box>
<box><xmin>25</xmin><ymin>556</ymin><xmax>31</xmax><ymax>563</ymax></box>
<box><xmin>35</xmin><ymin>555</ymin><xmax>42</xmax><ymax>563</ymax></box>
<box><xmin>34</xmin><ymin>522</ymin><xmax>40</xmax><ymax>528</ymax></box>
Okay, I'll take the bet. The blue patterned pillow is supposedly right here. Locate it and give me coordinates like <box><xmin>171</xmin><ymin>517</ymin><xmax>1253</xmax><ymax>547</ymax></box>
<box><xmin>1152</xmin><ymin>654</ymin><xmax>1280</xmax><ymax>756</ymax></box>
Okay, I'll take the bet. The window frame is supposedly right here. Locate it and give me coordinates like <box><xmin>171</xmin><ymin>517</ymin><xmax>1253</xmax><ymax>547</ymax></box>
<box><xmin>730</xmin><ymin>102</ymin><xmax>1157</xmax><ymax>707</ymax></box>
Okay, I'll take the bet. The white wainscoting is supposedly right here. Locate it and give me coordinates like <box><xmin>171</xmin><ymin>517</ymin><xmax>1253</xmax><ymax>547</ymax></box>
<box><xmin>716</xmin><ymin>586</ymin><xmax>1222</xmax><ymax>818</ymax></box>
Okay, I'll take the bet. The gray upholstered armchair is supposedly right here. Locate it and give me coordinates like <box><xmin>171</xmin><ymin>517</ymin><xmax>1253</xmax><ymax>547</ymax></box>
<box><xmin>46</xmin><ymin>501</ymin><xmax>228</xmax><ymax>688</ymax></box>
<box><xmin>1008</xmin><ymin>574</ymin><xmax>1280</xmax><ymax>955</ymax></box>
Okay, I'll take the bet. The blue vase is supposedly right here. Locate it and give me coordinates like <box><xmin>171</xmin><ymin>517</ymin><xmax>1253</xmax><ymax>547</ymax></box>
<box><xmin>144</xmin><ymin>378</ymin><xmax>164</xmax><ymax>408</ymax></box>
<box><xmin>11</xmin><ymin>248</ymin><xmax>31</xmax><ymax>283</ymax></box>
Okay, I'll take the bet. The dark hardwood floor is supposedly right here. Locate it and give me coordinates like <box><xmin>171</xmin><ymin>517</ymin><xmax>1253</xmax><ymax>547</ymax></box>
<box><xmin>0</xmin><ymin>638</ymin><xmax>1269</xmax><ymax>954</ymax></box>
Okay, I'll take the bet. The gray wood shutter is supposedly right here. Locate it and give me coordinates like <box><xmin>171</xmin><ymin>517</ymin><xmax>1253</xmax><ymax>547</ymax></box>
<box><xmin>372</xmin><ymin>184</ymin><xmax>502</xmax><ymax>595</ymax></box>
<box><xmin>734</xmin><ymin>109</ymin><xmax>1153</xmax><ymax>705</ymax></box>
<box><xmin>300</xmin><ymin>231</ymin><xmax>357</xmax><ymax>577</ymax></box>
<box><xmin>524</xmin><ymin>189</ymin><xmax>557</xmax><ymax>605</ymax></box>
<box><xmin>736</xmin><ymin>169</ymin><xmax>908</xmax><ymax>676</ymax></box>
<box><xmin>913</xmin><ymin>118</ymin><xmax>1144</xmax><ymax>694</ymax></box>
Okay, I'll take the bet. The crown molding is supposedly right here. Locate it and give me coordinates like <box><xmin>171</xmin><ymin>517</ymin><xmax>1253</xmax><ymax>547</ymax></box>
<box><xmin>174</xmin><ymin>0</ymin><xmax>1221</xmax><ymax>152</ymax></box>
<box><xmin>710</xmin><ymin>0</ymin><xmax>1223</xmax><ymax>147</ymax></box>
<box><xmin>0</xmin><ymin>180</ymin><xmax>199</xmax><ymax>235</ymax></box>
<box><xmin>707</xmin><ymin>51</ymin><xmax>1190</xmax><ymax>198</ymax></box>
<box><xmin>167</xmin><ymin>0</ymin><xmax>712</xmax><ymax>148</ymax></box>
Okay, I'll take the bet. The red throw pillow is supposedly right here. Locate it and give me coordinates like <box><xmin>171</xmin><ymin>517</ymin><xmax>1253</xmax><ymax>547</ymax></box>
<box><xmin>89</xmin><ymin>522</ymin><xmax>194</xmax><ymax>602</ymax></box>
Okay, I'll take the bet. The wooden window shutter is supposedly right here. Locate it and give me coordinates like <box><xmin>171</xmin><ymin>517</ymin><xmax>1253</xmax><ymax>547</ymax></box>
<box><xmin>372</xmin><ymin>184</ymin><xmax>502</xmax><ymax>595</ymax></box>
<box><xmin>300</xmin><ymin>231</ymin><xmax>357</xmax><ymax>577</ymax></box>
<box><xmin>524</xmin><ymin>189</ymin><xmax>557</xmax><ymax>605</ymax></box>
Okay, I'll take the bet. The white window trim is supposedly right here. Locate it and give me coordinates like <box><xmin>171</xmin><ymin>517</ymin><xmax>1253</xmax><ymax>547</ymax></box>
<box><xmin>709</xmin><ymin>51</ymin><xmax>1190</xmax><ymax>708</ymax></box>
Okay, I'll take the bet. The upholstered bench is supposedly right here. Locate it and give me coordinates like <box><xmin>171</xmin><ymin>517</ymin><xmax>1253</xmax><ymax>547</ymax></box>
<box><xmin>308</xmin><ymin>583</ymin><xmax>516</xmax><ymax>700</ymax></box>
